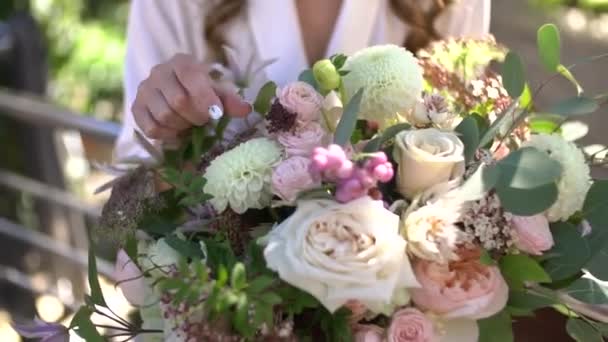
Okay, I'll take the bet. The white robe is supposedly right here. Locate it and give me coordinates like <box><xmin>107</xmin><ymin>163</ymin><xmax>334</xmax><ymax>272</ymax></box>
<box><xmin>115</xmin><ymin>0</ymin><xmax>491</xmax><ymax>163</ymax></box>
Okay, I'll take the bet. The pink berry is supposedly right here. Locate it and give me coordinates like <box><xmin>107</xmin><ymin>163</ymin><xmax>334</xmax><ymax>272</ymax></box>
<box><xmin>373</xmin><ymin>163</ymin><xmax>394</xmax><ymax>183</ymax></box>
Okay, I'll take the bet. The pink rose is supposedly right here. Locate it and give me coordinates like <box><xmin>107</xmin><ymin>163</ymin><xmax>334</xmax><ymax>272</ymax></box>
<box><xmin>511</xmin><ymin>214</ymin><xmax>554</xmax><ymax>255</ymax></box>
<box><xmin>272</xmin><ymin>156</ymin><xmax>319</xmax><ymax>202</ymax></box>
<box><xmin>388</xmin><ymin>308</ymin><xmax>435</xmax><ymax>342</ymax></box>
<box><xmin>114</xmin><ymin>249</ymin><xmax>145</xmax><ymax>306</ymax></box>
<box><xmin>353</xmin><ymin>324</ymin><xmax>385</xmax><ymax>342</ymax></box>
<box><xmin>344</xmin><ymin>300</ymin><xmax>368</xmax><ymax>323</ymax></box>
<box><xmin>411</xmin><ymin>250</ymin><xmax>508</xmax><ymax>319</ymax></box>
<box><xmin>277</xmin><ymin>81</ymin><xmax>323</xmax><ymax>124</ymax></box>
<box><xmin>277</xmin><ymin>122</ymin><xmax>330</xmax><ymax>157</ymax></box>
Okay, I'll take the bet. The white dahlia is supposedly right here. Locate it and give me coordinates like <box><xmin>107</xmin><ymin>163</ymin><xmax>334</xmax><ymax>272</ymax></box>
<box><xmin>523</xmin><ymin>134</ymin><xmax>591</xmax><ymax>222</ymax></box>
<box><xmin>204</xmin><ymin>138</ymin><xmax>282</xmax><ymax>214</ymax></box>
<box><xmin>342</xmin><ymin>44</ymin><xmax>424</xmax><ymax>128</ymax></box>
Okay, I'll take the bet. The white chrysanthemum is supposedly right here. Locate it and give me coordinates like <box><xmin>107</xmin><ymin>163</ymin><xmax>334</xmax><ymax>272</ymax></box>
<box><xmin>204</xmin><ymin>138</ymin><xmax>282</xmax><ymax>214</ymax></box>
<box><xmin>343</xmin><ymin>44</ymin><xmax>424</xmax><ymax>128</ymax></box>
<box><xmin>523</xmin><ymin>134</ymin><xmax>591</xmax><ymax>222</ymax></box>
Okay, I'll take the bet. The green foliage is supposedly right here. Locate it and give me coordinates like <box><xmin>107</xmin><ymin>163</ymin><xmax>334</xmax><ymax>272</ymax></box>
<box><xmin>585</xmin><ymin>243</ymin><xmax>608</xmax><ymax>280</ymax></box>
<box><xmin>298</xmin><ymin>70</ymin><xmax>319</xmax><ymax>89</ymax></box>
<box><xmin>477</xmin><ymin>101</ymin><xmax>525</xmax><ymax>149</ymax></box>
<box><xmin>501</xmin><ymin>52</ymin><xmax>526</xmax><ymax>98</ymax></box>
<box><xmin>87</xmin><ymin>238</ymin><xmax>107</xmax><ymax>307</ymax></box>
<box><xmin>318</xmin><ymin>308</ymin><xmax>353</xmax><ymax>342</ymax></box>
<box><xmin>276</xmin><ymin>285</ymin><xmax>320</xmax><ymax>316</ymax></box>
<box><xmin>202</xmin><ymin>236</ymin><xmax>238</xmax><ymax>273</ymax></box>
<box><xmin>543</xmin><ymin>222</ymin><xmax>591</xmax><ymax>281</ymax></box>
<box><xmin>499</xmin><ymin>254</ymin><xmax>551</xmax><ymax>289</ymax></box>
<box><xmin>161</xmin><ymin>168</ymin><xmax>212</xmax><ymax>207</ymax></box>
<box><xmin>496</xmin><ymin>183</ymin><xmax>559</xmax><ymax>215</ymax></box>
<box><xmin>70</xmin><ymin>306</ymin><xmax>104</xmax><ymax>342</ymax></box>
<box><xmin>334</xmin><ymin>88</ymin><xmax>364</xmax><ymax>146</ymax></box>
<box><xmin>478</xmin><ymin>310</ymin><xmax>514</xmax><ymax>342</ymax></box>
<box><xmin>455</xmin><ymin>116</ymin><xmax>480</xmax><ymax>164</ymax></box>
<box><xmin>548</xmin><ymin>96</ymin><xmax>598</xmax><ymax>116</ymax></box>
<box><xmin>567</xmin><ymin>318</ymin><xmax>604</xmax><ymax>342</ymax></box>
<box><xmin>508</xmin><ymin>288</ymin><xmax>559</xmax><ymax>313</ymax></box>
<box><xmin>363</xmin><ymin>123</ymin><xmax>411</xmax><ymax>152</ymax></box>
<box><xmin>253</xmin><ymin>81</ymin><xmax>277</xmax><ymax>114</ymax></box>
<box><xmin>582</xmin><ymin>180</ymin><xmax>608</xmax><ymax>253</ymax></box>
<box><xmin>529</xmin><ymin>114</ymin><xmax>562</xmax><ymax>134</ymax></box>
<box><xmin>165</xmin><ymin>235</ymin><xmax>205</xmax><ymax>259</ymax></box>
<box><xmin>565</xmin><ymin>277</ymin><xmax>608</xmax><ymax>304</ymax></box>
<box><xmin>454</xmin><ymin>163</ymin><xmax>500</xmax><ymax>202</ymax></box>
<box><xmin>537</xmin><ymin>24</ymin><xmax>562</xmax><ymax>72</ymax></box>
<box><xmin>496</xmin><ymin>147</ymin><xmax>562</xmax><ymax>189</ymax></box>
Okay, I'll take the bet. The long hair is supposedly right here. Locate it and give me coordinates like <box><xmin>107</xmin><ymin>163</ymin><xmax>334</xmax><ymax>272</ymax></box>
<box><xmin>203</xmin><ymin>0</ymin><xmax>453</xmax><ymax>62</ymax></box>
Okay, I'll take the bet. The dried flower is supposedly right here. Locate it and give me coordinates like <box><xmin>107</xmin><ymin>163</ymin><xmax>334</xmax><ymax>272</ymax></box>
<box><xmin>462</xmin><ymin>193</ymin><xmax>515</xmax><ymax>252</ymax></box>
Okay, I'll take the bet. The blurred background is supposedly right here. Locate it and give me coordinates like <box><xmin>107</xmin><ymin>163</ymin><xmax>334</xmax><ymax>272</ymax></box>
<box><xmin>0</xmin><ymin>0</ymin><xmax>606</xmax><ymax>341</ymax></box>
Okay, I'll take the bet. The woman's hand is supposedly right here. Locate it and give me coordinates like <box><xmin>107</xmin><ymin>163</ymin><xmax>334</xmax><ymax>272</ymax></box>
<box><xmin>132</xmin><ymin>53</ymin><xmax>251</xmax><ymax>140</ymax></box>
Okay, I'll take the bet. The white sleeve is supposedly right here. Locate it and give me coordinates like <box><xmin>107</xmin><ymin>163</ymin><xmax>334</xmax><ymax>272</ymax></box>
<box><xmin>434</xmin><ymin>0</ymin><xmax>491</xmax><ymax>38</ymax></box>
<box><xmin>114</xmin><ymin>0</ymin><xmax>198</xmax><ymax>164</ymax></box>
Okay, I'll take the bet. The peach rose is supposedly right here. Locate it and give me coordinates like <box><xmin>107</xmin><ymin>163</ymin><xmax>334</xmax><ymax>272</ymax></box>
<box><xmin>388</xmin><ymin>308</ymin><xmax>435</xmax><ymax>342</ymax></box>
<box><xmin>411</xmin><ymin>250</ymin><xmax>508</xmax><ymax>319</ymax></box>
<box><xmin>272</xmin><ymin>156</ymin><xmax>319</xmax><ymax>202</ymax></box>
<box><xmin>277</xmin><ymin>122</ymin><xmax>330</xmax><ymax>157</ymax></box>
<box><xmin>114</xmin><ymin>249</ymin><xmax>145</xmax><ymax>306</ymax></box>
<box><xmin>354</xmin><ymin>324</ymin><xmax>385</xmax><ymax>342</ymax></box>
<box><xmin>277</xmin><ymin>81</ymin><xmax>323</xmax><ymax>124</ymax></box>
<box><xmin>511</xmin><ymin>214</ymin><xmax>554</xmax><ymax>255</ymax></box>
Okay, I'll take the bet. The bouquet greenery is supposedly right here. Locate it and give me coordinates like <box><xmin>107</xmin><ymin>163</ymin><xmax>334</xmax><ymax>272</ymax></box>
<box><xmin>14</xmin><ymin>24</ymin><xmax>608</xmax><ymax>342</ymax></box>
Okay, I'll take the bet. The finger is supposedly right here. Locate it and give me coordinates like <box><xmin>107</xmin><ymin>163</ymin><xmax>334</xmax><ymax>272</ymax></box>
<box><xmin>157</xmin><ymin>73</ymin><xmax>209</xmax><ymax>126</ymax></box>
<box><xmin>147</xmin><ymin>88</ymin><xmax>191</xmax><ymax>130</ymax></box>
<box><xmin>213</xmin><ymin>85</ymin><xmax>252</xmax><ymax>118</ymax></box>
<box><xmin>172</xmin><ymin>62</ymin><xmax>223</xmax><ymax>122</ymax></box>
<box><xmin>133</xmin><ymin>106</ymin><xmax>179</xmax><ymax>140</ymax></box>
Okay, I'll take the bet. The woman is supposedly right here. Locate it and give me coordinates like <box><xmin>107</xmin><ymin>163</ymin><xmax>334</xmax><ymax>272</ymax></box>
<box><xmin>115</xmin><ymin>0</ymin><xmax>490</xmax><ymax>163</ymax></box>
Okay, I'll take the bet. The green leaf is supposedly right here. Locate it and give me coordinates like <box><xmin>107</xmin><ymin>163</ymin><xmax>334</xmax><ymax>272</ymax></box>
<box><xmin>331</xmin><ymin>54</ymin><xmax>348</xmax><ymax>70</ymax></box>
<box><xmin>260</xmin><ymin>292</ymin><xmax>283</xmax><ymax>306</ymax></box>
<box><xmin>567</xmin><ymin>318</ymin><xmax>604</xmax><ymax>342</ymax></box>
<box><xmin>138</xmin><ymin>216</ymin><xmax>177</xmax><ymax>236</ymax></box>
<box><xmin>565</xmin><ymin>277</ymin><xmax>608</xmax><ymax>305</ymax></box>
<box><xmin>191</xmin><ymin>126</ymin><xmax>206</xmax><ymax>161</ymax></box>
<box><xmin>203</xmin><ymin>238</ymin><xmax>237</xmax><ymax>273</ymax></box>
<box><xmin>298</xmin><ymin>69</ymin><xmax>318</xmax><ymax>88</ymax></box>
<box><xmin>496</xmin><ymin>182</ymin><xmax>558</xmax><ymax>216</ymax></box>
<box><xmin>478</xmin><ymin>100</ymin><xmax>524</xmax><ymax>149</ymax></box>
<box><xmin>253</xmin><ymin>81</ymin><xmax>277</xmax><ymax>114</ymax></box>
<box><xmin>233</xmin><ymin>294</ymin><xmax>253</xmax><ymax>337</ymax></box>
<box><xmin>455</xmin><ymin>116</ymin><xmax>480</xmax><ymax>164</ymax></box>
<box><xmin>529</xmin><ymin>114</ymin><xmax>562</xmax><ymax>134</ymax></box>
<box><xmin>87</xmin><ymin>239</ymin><xmax>107</xmax><ymax>307</ymax></box>
<box><xmin>334</xmin><ymin>88</ymin><xmax>364</xmax><ymax>146</ymax></box>
<box><xmin>247</xmin><ymin>276</ymin><xmax>275</xmax><ymax>294</ymax></box>
<box><xmin>586</xmin><ymin>244</ymin><xmax>608</xmax><ymax>281</ymax></box>
<box><xmin>478</xmin><ymin>310</ymin><xmax>514</xmax><ymax>342</ymax></box>
<box><xmin>230</xmin><ymin>262</ymin><xmax>247</xmax><ymax>291</ymax></box>
<box><xmin>500</xmin><ymin>254</ymin><xmax>551</xmax><ymax>289</ymax></box>
<box><xmin>496</xmin><ymin>147</ymin><xmax>562</xmax><ymax>189</ymax></box>
<box><xmin>582</xmin><ymin>180</ymin><xmax>608</xmax><ymax>253</ymax></box>
<box><xmin>502</xmin><ymin>52</ymin><xmax>526</xmax><ymax>98</ymax></box>
<box><xmin>520</xmin><ymin>84</ymin><xmax>534</xmax><ymax>110</ymax></box>
<box><xmin>537</xmin><ymin>23</ymin><xmax>561</xmax><ymax>72</ymax></box>
<box><xmin>70</xmin><ymin>306</ymin><xmax>104</xmax><ymax>342</ymax></box>
<box><xmin>362</xmin><ymin>123</ymin><xmax>411</xmax><ymax>152</ymax></box>
<box><xmin>543</xmin><ymin>222</ymin><xmax>591</xmax><ymax>281</ymax></box>
<box><xmin>454</xmin><ymin>163</ymin><xmax>500</xmax><ymax>202</ymax></box>
<box><xmin>508</xmin><ymin>288</ymin><xmax>558</xmax><ymax>311</ymax></box>
<box><xmin>164</xmin><ymin>235</ymin><xmax>205</xmax><ymax>259</ymax></box>
<box><xmin>480</xmin><ymin>249</ymin><xmax>497</xmax><ymax>266</ymax></box>
<box><xmin>557</xmin><ymin>64</ymin><xmax>584</xmax><ymax>95</ymax></box>
<box><xmin>549</xmin><ymin>96</ymin><xmax>598</xmax><ymax>116</ymax></box>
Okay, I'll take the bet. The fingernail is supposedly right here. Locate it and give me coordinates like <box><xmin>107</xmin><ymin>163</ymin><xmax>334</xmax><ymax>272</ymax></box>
<box><xmin>208</xmin><ymin>105</ymin><xmax>223</xmax><ymax>120</ymax></box>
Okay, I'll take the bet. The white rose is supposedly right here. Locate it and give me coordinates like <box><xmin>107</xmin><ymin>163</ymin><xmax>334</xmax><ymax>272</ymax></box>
<box><xmin>393</xmin><ymin>129</ymin><xmax>465</xmax><ymax>199</ymax></box>
<box><xmin>263</xmin><ymin>196</ymin><xmax>419</xmax><ymax>313</ymax></box>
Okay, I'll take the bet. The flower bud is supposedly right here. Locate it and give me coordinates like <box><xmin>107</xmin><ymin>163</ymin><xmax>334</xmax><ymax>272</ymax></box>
<box><xmin>313</xmin><ymin>59</ymin><xmax>341</xmax><ymax>91</ymax></box>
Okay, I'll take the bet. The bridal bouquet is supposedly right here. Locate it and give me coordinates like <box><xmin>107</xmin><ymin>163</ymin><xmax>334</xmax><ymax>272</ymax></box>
<box><xmin>15</xmin><ymin>24</ymin><xmax>608</xmax><ymax>342</ymax></box>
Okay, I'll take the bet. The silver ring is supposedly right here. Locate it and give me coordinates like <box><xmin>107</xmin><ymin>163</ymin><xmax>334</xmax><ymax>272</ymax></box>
<box><xmin>208</xmin><ymin>105</ymin><xmax>224</xmax><ymax>120</ymax></box>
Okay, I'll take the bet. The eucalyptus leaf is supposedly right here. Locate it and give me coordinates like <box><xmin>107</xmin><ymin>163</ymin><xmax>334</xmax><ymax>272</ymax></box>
<box><xmin>253</xmin><ymin>81</ymin><xmax>277</xmax><ymax>114</ymax></box>
<box><xmin>565</xmin><ymin>276</ymin><xmax>608</xmax><ymax>305</ymax></box>
<box><xmin>363</xmin><ymin>123</ymin><xmax>411</xmax><ymax>152</ymax></box>
<box><xmin>508</xmin><ymin>288</ymin><xmax>558</xmax><ymax>311</ymax></box>
<box><xmin>502</xmin><ymin>52</ymin><xmax>526</xmax><ymax>98</ymax></box>
<box><xmin>87</xmin><ymin>239</ymin><xmax>107</xmax><ymax>307</ymax></box>
<box><xmin>298</xmin><ymin>69</ymin><xmax>318</xmax><ymax>88</ymax></box>
<box><xmin>334</xmin><ymin>88</ymin><xmax>364</xmax><ymax>146</ymax></box>
<box><xmin>529</xmin><ymin>114</ymin><xmax>562</xmax><ymax>134</ymax></box>
<box><xmin>455</xmin><ymin>116</ymin><xmax>479</xmax><ymax>164</ymax></box>
<box><xmin>496</xmin><ymin>182</ymin><xmax>558</xmax><ymax>216</ymax></box>
<box><xmin>500</xmin><ymin>254</ymin><xmax>551</xmax><ymax>289</ymax></box>
<box><xmin>537</xmin><ymin>23</ymin><xmax>561</xmax><ymax>72</ymax></box>
<box><xmin>453</xmin><ymin>163</ymin><xmax>500</xmax><ymax>202</ymax></box>
<box><xmin>557</xmin><ymin>64</ymin><xmax>584</xmax><ymax>95</ymax></box>
<box><xmin>478</xmin><ymin>100</ymin><xmax>523</xmax><ymax>148</ymax></box>
<box><xmin>478</xmin><ymin>310</ymin><xmax>514</xmax><ymax>342</ymax></box>
<box><xmin>567</xmin><ymin>318</ymin><xmax>604</xmax><ymax>342</ymax></box>
<box><xmin>549</xmin><ymin>96</ymin><xmax>598</xmax><ymax>116</ymax></box>
<box><xmin>496</xmin><ymin>147</ymin><xmax>562</xmax><ymax>189</ymax></box>
<box><xmin>582</xmin><ymin>180</ymin><xmax>608</xmax><ymax>253</ymax></box>
<box><xmin>544</xmin><ymin>222</ymin><xmax>591</xmax><ymax>281</ymax></box>
<box><xmin>586</xmin><ymin>244</ymin><xmax>608</xmax><ymax>281</ymax></box>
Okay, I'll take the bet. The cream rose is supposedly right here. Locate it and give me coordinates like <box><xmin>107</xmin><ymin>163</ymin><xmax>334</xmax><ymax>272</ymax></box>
<box><xmin>277</xmin><ymin>122</ymin><xmax>330</xmax><ymax>157</ymax></box>
<box><xmin>388</xmin><ymin>308</ymin><xmax>435</xmax><ymax>342</ymax></box>
<box><xmin>263</xmin><ymin>197</ymin><xmax>420</xmax><ymax>313</ymax></box>
<box><xmin>393</xmin><ymin>129</ymin><xmax>465</xmax><ymax>199</ymax></box>
<box><xmin>411</xmin><ymin>250</ymin><xmax>508</xmax><ymax>320</ymax></box>
<box><xmin>277</xmin><ymin>81</ymin><xmax>323</xmax><ymax>124</ymax></box>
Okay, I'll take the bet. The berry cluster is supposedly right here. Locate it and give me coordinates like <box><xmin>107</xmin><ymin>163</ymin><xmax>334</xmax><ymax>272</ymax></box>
<box><xmin>311</xmin><ymin>144</ymin><xmax>394</xmax><ymax>203</ymax></box>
